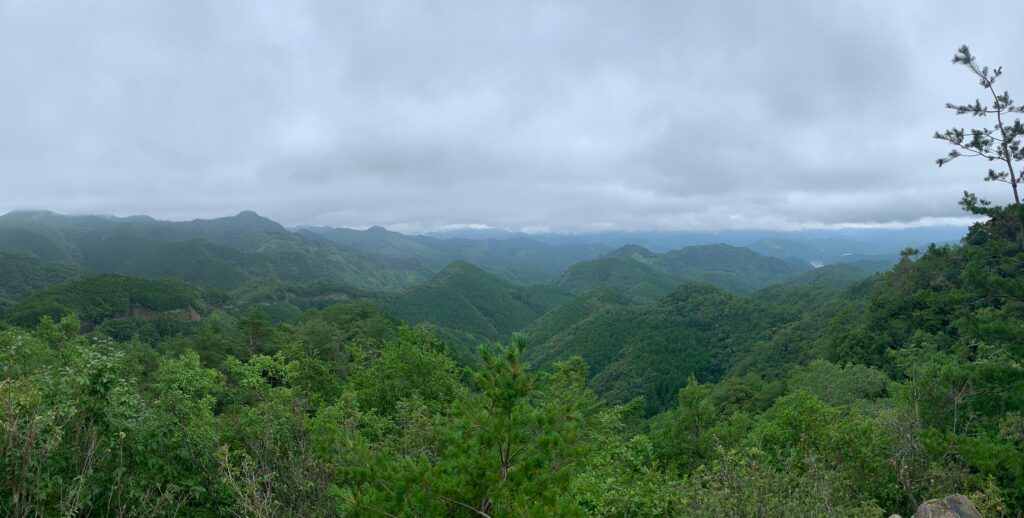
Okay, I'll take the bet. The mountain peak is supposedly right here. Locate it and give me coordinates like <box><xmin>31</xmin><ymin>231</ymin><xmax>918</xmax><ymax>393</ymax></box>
<box><xmin>606</xmin><ymin>244</ymin><xmax>656</xmax><ymax>259</ymax></box>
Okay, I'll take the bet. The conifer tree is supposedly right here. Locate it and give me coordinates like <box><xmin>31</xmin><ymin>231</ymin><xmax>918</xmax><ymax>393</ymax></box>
<box><xmin>935</xmin><ymin>45</ymin><xmax>1024</xmax><ymax>211</ymax></box>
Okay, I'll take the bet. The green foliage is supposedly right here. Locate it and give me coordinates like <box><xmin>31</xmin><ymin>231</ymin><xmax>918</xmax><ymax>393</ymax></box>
<box><xmin>571</xmin><ymin>403</ymin><xmax>684</xmax><ymax>516</ymax></box>
<box><xmin>679</xmin><ymin>447</ymin><xmax>884</xmax><ymax>517</ymax></box>
<box><xmin>307</xmin><ymin>225</ymin><xmax>611</xmax><ymax>284</ymax></box>
<box><xmin>0</xmin><ymin>316</ymin><xmax>182</xmax><ymax>516</ymax></box>
<box><xmin>563</xmin><ymin>243</ymin><xmax>812</xmax><ymax>299</ymax></box>
<box><xmin>524</xmin><ymin>287</ymin><xmax>632</xmax><ymax>347</ymax></box>
<box><xmin>0</xmin><ymin>252</ymin><xmax>81</xmax><ymax>308</ymax></box>
<box><xmin>0</xmin><ymin>211</ymin><xmax>432</xmax><ymax>292</ymax></box>
<box><xmin>530</xmin><ymin>282</ymin><xmax>794</xmax><ymax>413</ymax></box>
<box><xmin>556</xmin><ymin>257</ymin><xmax>680</xmax><ymax>303</ymax></box>
<box><xmin>788</xmin><ymin>360</ymin><xmax>890</xmax><ymax>407</ymax></box>
<box><xmin>652</xmin><ymin>244</ymin><xmax>811</xmax><ymax>294</ymax></box>
<box><xmin>781</xmin><ymin>263</ymin><xmax>875</xmax><ymax>289</ymax></box>
<box><xmin>0</xmin><ymin>224</ymin><xmax>75</xmax><ymax>262</ymax></box>
<box><xmin>2</xmin><ymin>274</ymin><xmax>211</xmax><ymax>329</ymax></box>
<box><xmin>348</xmin><ymin>327</ymin><xmax>466</xmax><ymax>416</ymax></box>
<box><xmin>386</xmin><ymin>261</ymin><xmax>573</xmax><ymax>351</ymax></box>
<box><xmin>649</xmin><ymin>376</ymin><xmax>718</xmax><ymax>471</ymax></box>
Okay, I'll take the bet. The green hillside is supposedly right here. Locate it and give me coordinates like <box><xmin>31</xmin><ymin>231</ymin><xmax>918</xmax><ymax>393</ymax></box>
<box><xmin>229</xmin><ymin>278</ymin><xmax>377</xmax><ymax>324</ymax></box>
<box><xmin>300</xmin><ymin>226</ymin><xmax>449</xmax><ymax>266</ymax></box>
<box><xmin>304</xmin><ymin>226</ymin><xmax>611</xmax><ymax>284</ymax></box>
<box><xmin>653</xmin><ymin>244</ymin><xmax>810</xmax><ymax>294</ymax></box>
<box><xmin>605</xmin><ymin>243</ymin><xmax>660</xmax><ymax>261</ymax></box>
<box><xmin>555</xmin><ymin>257</ymin><xmax>679</xmax><ymax>303</ymax></box>
<box><xmin>523</xmin><ymin>287</ymin><xmax>632</xmax><ymax>355</ymax></box>
<box><xmin>0</xmin><ymin>252</ymin><xmax>82</xmax><ymax>308</ymax></box>
<box><xmin>0</xmin><ymin>209</ymin><xmax>294</xmax><ymax>251</ymax></box>
<box><xmin>559</xmin><ymin>243</ymin><xmax>811</xmax><ymax>299</ymax></box>
<box><xmin>2</xmin><ymin>273</ymin><xmax>216</xmax><ymax>328</ymax></box>
<box><xmin>780</xmin><ymin>263</ymin><xmax>876</xmax><ymax>289</ymax></box>
<box><xmin>529</xmin><ymin>282</ymin><xmax>794</xmax><ymax>413</ymax></box>
<box><xmin>0</xmin><ymin>211</ymin><xmax>431</xmax><ymax>292</ymax></box>
<box><xmin>0</xmin><ymin>225</ymin><xmax>76</xmax><ymax>262</ymax></box>
<box><xmin>386</xmin><ymin>261</ymin><xmax>574</xmax><ymax>347</ymax></box>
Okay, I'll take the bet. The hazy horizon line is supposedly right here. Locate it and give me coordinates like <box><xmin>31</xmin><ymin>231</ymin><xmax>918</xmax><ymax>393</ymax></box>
<box><xmin>0</xmin><ymin>207</ymin><xmax>981</xmax><ymax>236</ymax></box>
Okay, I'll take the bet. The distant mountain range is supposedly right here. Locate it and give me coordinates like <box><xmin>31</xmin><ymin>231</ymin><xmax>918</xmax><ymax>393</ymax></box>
<box><xmin>0</xmin><ymin>208</ymin><xmax>978</xmax><ymax>419</ymax></box>
<box><xmin>557</xmin><ymin>243</ymin><xmax>803</xmax><ymax>302</ymax></box>
<box><xmin>0</xmin><ymin>209</ymin><xmax>967</xmax><ymax>356</ymax></box>
<box><xmin>299</xmin><ymin>225</ymin><xmax>610</xmax><ymax>285</ymax></box>
<box><xmin>428</xmin><ymin>225</ymin><xmax>967</xmax><ymax>255</ymax></box>
<box><xmin>0</xmin><ymin>210</ymin><xmax>430</xmax><ymax>292</ymax></box>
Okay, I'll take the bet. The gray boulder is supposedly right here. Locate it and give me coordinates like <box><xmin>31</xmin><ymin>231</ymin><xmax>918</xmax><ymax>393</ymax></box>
<box><xmin>911</xmin><ymin>494</ymin><xmax>982</xmax><ymax>518</ymax></box>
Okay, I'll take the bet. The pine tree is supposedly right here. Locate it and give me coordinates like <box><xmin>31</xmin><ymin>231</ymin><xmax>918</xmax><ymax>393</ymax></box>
<box><xmin>935</xmin><ymin>45</ymin><xmax>1024</xmax><ymax>211</ymax></box>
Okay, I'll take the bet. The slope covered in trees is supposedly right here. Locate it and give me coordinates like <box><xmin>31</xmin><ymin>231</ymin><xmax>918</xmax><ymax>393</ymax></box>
<box><xmin>555</xmin><ymin>256</ymin><xmax>681</xmax><ymax>303</ymax></box>
<box><xmin>383</xmin><ymin>261</ymin><xmax>573</xmax><ymax>358</ymax></box>
<box><xmin>1</xmin><ymin>273</ymin><xmax>218</xmax><ymax>329</ymax></box>
<box><xmin>0</xmin><ymin>252</ymin><xmax>82</xmax><ymax>308</ymax></box>
<box><xmin>528</xmin><ymin>283</ymin><xmax>796</xmax><ymax>413</ymax></box>
<box><xmin>0</xmin><ymin>211</ymin><xmax>432</xmax><ymax>292</ymax></box>
<box><xmin>0</xmin><ymin>225</ymin><xmax>77</xmax><ymax>262</ymax></box>
<box><xmin>557</xmin><ymin>243</ymin><xmax>811</xmax><ymax>300</ymax></box>
<box><xmin>303</xmin><ymin>225</ymin><xmax>611</xmax><ymax>284</ymax></box>
<box><xmin>779</xmin><ymin>262</ymin><xmax>877</xmax><ymax>289</ymax></box>
<box><xmin>651</xmin><ymin>244</ymin><xmax>811</xmax><ymax>293</ymax></box>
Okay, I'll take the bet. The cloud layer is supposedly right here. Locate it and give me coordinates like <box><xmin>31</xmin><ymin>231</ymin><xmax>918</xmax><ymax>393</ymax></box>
<box><xmin>1</xmin><ymin>0</ymin><xmax>1021</xmax><ymax>232</ymax></box>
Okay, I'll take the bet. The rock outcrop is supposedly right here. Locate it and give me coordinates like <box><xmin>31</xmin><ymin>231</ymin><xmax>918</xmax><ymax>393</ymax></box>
<box><xmin>911</xmin><ymin>494</ymin><xmax>982</xmax><ymax>518</ymax></box>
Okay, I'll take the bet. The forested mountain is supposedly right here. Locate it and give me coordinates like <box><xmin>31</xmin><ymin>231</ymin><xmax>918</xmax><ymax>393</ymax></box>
<box><xmin>2</xmin><ymin>273</ymin><xmax>217</xmax><ymax>330</ymax></box>
<box><xmin>0</xmin><ymin>209</ymin><xmax>294</xmax><ymax>251</ymax></box>
<box><xmin>0</xmin><ymin>211</ymin><xmax>434</xmax><ymax>291</ymax></box>
<box><xmin>779</xmin><ymin>262</ymin><xmax>877</xmax><ymax>289</ymax></box>
<box><xmin>0</xmin><ymin>252</ymin><xmax>81</xmax><ymax>308</ymax></box>
<box><xmin>747</xmin><ymin>226</ymin><xmax>966</xmax><ymax>267</ymax></box>
<box><xmin>0</xmin><ymin>211</ymin><xmax>615</xmax><ymax>295</ymax></box>
<box><xmin>302</xmin><ymin>225</ymin><xmax>611</xmax><ymax>284</ymax></box>
<box><xmin>650</xmin><ymin>244</ymin><xmax>811</xmax><ymax>293</ymax></box>
<box><xmin>522</xmin><ymin>288</ymin><xmax>633</xmax><ymax>347</ymax></box>
<box><xmin>527</xmin><ymin>283</ymin><xmax>795</xmax><ymax>413</ymax></box>
<box><xmin>555</xmin><ymin>256</ymin><xmax>680</xmax><ymax>302</ymax></box>
<box><xmin>558</xmin><ymin>243</ymin><xmax>811</xmax><ymax>300</ymax></box>
<box><xmin>0</xmin><ymin>225</ymin><xmax>78</xmax><ymax>262</ymax></box>
<box><xmin>383</xmin><ymin>261</ymin><xmax>574</xmax><ymax>359</ymax></box>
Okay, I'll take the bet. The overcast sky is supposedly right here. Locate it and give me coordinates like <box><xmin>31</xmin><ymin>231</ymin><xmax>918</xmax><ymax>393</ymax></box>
<box><xmin>1</xmin><ymin>1</ymin><xmax>1021</xmax><ymax>232</ymax></box>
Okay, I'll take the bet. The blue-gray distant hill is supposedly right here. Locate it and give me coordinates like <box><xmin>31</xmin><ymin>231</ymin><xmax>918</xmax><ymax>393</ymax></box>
<box><xmin>556</xmin><ymin>243</ymin><xmax>812</xmax><ymax>302</ymax></box>
<box><xmin>299</xmin><ymin>225</ymin><xmax>611</xmax><ymax>285</ymax></box>
<box><xmin>0</xmin><ymin>210</ymin><xmax>431</xmax><ymax>292</ymax></box>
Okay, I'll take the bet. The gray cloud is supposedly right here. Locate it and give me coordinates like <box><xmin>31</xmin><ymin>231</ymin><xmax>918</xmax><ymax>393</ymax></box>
<box><xmin>0</xmin><ymin>0</ymin><xmax>1020</xmax><ymax>231</ymax></box>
